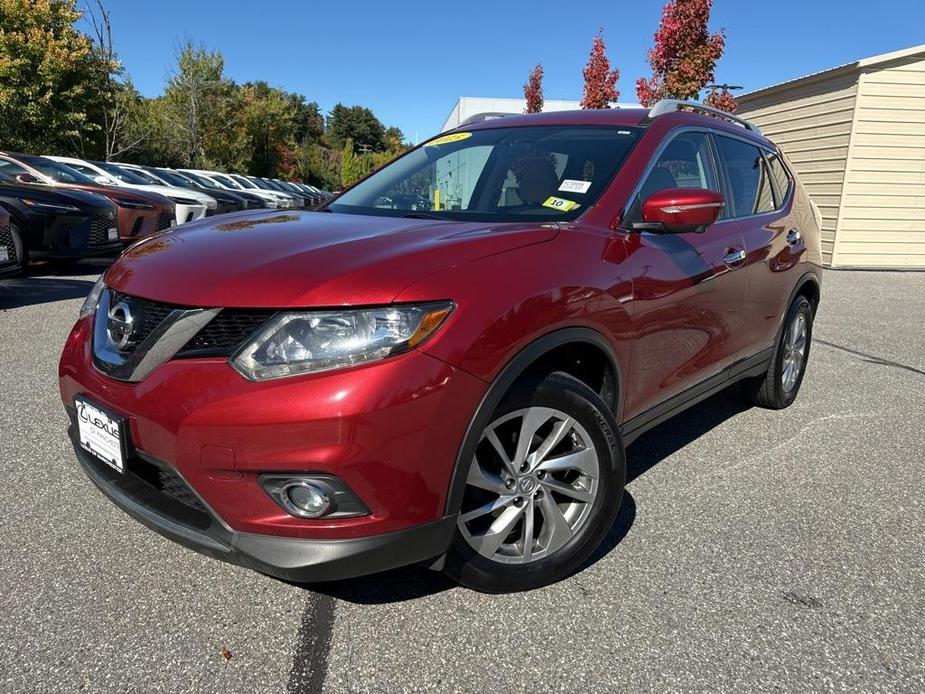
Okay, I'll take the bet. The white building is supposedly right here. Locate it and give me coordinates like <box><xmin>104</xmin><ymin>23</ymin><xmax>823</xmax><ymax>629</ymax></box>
<box><xmin>442</xmin><ymin>96</ymin><xmax>640</xmax><ymax>132</ymax></box>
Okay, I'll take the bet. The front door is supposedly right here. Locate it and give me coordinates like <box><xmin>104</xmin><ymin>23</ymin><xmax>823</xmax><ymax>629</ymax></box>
<box><xmin>621</xmin><ymin>131</ymin><xmax>748</xmax><ymax>420</ymax></box>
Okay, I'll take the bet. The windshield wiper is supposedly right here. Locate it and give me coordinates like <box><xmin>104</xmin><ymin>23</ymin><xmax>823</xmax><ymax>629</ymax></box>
<box><xmin>402</xmin><ymin>212</ymin><xmax>443</xmax><ymax>220</ymax></box>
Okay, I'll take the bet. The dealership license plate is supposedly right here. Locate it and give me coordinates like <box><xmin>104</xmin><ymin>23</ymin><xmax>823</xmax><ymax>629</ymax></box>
<box><xmin>75</xmin><ymin>396</ymin><xmax>125</xmax><ymax>473</ymax></box>
<box><xmin>108</xmin><ymin>228</ymin><xmax>119</xmax><ymax>241</ymax></box>
<box><xmin>0</xmin><ymin>248</ymin><xmax>8</xmax><ymax>263</ymax></box>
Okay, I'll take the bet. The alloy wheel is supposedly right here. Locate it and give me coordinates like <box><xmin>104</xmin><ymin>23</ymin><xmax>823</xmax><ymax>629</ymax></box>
<box><xmin>781</xmin><ymin>312</ymin><xmax>807</xmax><ymax>392</ymax></box>
<box><xmin>457</xmin><ymin>406</ymin><xmax>600</xmax><ymax>564</ymax></box>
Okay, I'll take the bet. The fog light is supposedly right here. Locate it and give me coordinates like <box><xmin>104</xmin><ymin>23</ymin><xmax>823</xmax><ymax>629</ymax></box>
<box><xmin>259</xmin><ymin>473</ymin><xmax>369</xmax><ymax>519</ymax></box>
<box><xmin>282</xmin><ymin>482</ymin><xmax>331</xmax><ymax>518</ymax></box>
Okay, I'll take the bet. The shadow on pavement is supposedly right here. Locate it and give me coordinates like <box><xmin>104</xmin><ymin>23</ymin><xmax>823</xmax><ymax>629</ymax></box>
<box><xmin>307</xmin><ymin>391</ymin><xmax>751</xmax><ymax>604</ymax></box>
<box><xmin>0</xmin><ymin>259</ymin><xmax>112</xmax><ymax>310</ymax></box>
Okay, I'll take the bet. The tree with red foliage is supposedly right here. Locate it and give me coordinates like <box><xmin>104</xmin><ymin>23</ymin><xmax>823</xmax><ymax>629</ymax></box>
<box><xmin>636</xmin><ymin>0</ymin><xmax>725</xmax><ymax>107</ymax></box>
<box><xmin>581</xmin><ymin>31</ymin><xmax>619</xmax><ymax>109</ymax></box>
<box><xmin>523</xmin><ymin>64</ymin><xmax>544</xmax><ymax>114</ymax></box>
<box><xmin>704</xmin><ymin>87</ymin><xmax>737</xmax><ymax>113</ymax></box>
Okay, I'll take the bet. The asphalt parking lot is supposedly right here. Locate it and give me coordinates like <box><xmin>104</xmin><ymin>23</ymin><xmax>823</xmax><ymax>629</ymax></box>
<box><xmin>1</xmin><ymin>262</ymin><xmax>923</xmax><ymax>693</ymax></box>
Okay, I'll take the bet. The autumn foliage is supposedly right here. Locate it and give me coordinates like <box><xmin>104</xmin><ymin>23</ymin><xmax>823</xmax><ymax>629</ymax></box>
<box><xmin>705</xmin><ymin>87</ymin><xmax>737</xmax><ymax>113</ymax></box>
<box><xmin>581</xmin><ymin>32</ymin><xmax>620</xmax><ymax>109</ymax></box>
<box><xmin>636</xmin><ymin>0</ymin><xmax>725</xmax><ymax>107</ymax></box>
<box><xmin>523</xmin><ymin>64</ymin><xmax>544</xmax><ymax>114</ymax></box>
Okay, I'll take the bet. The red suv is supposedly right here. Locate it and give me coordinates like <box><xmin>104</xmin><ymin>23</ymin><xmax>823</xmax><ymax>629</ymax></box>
<box><xmin>60</xmin><ymin>101</ymin><xmax>822</xmax><ymax>592</ymax></box>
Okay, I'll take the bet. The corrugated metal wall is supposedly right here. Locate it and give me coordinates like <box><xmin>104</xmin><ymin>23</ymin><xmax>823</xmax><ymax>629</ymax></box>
<box><xmin>738</xmin><ymin>72</ymin><xmax>859</xmax><ymax>265</ymax></box>
<box><xmin>834</xmin><ymin>55</ymin><xmax>925</xmax><ymax>267</ymax></box>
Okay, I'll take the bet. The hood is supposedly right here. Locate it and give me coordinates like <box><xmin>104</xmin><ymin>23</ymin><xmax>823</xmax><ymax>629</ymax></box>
<box><xmin>61</xmin><ymin>183</ymin><xmax>173</xmax><ymax>209</ymax></box>
<box><xmin>123</xmin><ymin>183</ymin><xmax>216</xmax><ymax>206</ymax></box>
<box><xmin>0</xmin><ymin>181</ymin><xmax>115</xmax><ymax>209</ymax></box>
<box><xmin>105</xmin><ymin>210</ymin><xmax>558</xmax><ymax>308</ymax></box>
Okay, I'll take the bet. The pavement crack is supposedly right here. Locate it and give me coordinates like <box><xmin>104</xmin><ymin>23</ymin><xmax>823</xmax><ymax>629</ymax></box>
<box><xmin>287</xmin><ymin>593</ymin><xmax>336</xmax><ymax>694</ymax></box>
<box><xmin>816</xmin><ymin>339</ymin><xmax>925</xmax><ymax>378</ymax></box>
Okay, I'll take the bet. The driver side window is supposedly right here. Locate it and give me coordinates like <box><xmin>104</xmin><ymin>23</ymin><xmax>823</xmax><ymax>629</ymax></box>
<box><xmin>628</xmin><ymin>132</ymin><xmax>718</xmax><ymax>223</ymax></box>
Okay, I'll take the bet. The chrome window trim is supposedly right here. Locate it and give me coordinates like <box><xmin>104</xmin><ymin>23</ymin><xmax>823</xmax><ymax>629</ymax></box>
<box><xmin>619</xmin><ymin>125</ymin><xmax>792</xmax><ymax>232</ymax></box>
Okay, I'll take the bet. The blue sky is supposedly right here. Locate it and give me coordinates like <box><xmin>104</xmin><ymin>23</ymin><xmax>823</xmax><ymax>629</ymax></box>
<box><xmin>99</xmin><ymin>0</ymin><xmax>925</xmax><ymax>142</ymax></box>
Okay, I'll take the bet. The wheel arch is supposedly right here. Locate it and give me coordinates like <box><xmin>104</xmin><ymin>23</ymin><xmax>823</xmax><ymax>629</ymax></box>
<box><xmin>444</xmin><ymin>327</ymin><xmax>623</xmax><ymax>516</ymax></box>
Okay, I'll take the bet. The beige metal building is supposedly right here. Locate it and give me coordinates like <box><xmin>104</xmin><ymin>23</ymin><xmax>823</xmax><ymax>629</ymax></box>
<box><xmin>737</xmin><ymin>44</ymin><xmax>925</xmax><ymax>268</ymax></box>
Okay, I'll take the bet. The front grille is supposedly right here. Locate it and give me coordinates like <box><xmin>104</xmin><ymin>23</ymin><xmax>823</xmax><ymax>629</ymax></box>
<box><xmin>89</xmin><ymin>213</ymin><xmax>116</xmax><ymax>246</ymax></box>
<box><xmin>156</xmin><ymin>211</ymin><xmax>173</xmax><ymax>231</ymax></box>
<box><xmin>0</xmin><ymin>225</ymin><xmax>17</xmax><ymax>265</ymax></box>
<box><xmin>109</xmin><ymin>290</ymin><xmax>178</xmax><ymax>347</ymax></box>
<box><xmin>105</xmin><ymin>289</ymin><xmax>275</xmax><ymax>358</ymax></box>
<box><xmin>179</xmin><ymin>310</ymin><xmax>276</xmax><ymax>355</ymax></box>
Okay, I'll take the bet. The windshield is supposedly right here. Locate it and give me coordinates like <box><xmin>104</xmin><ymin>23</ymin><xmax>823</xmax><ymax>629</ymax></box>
<box><xmin>211</xmin><ymin>174</ymin><xmax>240</xmax><ymax>189</ymax></box>
<box><xmin>127</xmin><ymin>167</ymin><xmax>164</xmax><ymax>184</ymax></box>
<box><xmin>231</xmin><ymin>175</ymin><xmax>257</xmax><ymax>190</ymax></box>
<box><xmin>329</xmin><ymin>125</ymin><xmax>641</xmax><ymax>222</ymax></box>
<box><xmin>94</xmin><ymin>161</ymin><xmax>150</xmax><ymax>185</ymax></box>
<box><xmin>175</xmin><ymin>171</ymin><xmax>212</xmax><ymax>188</ymax></box>
<box><xmin>153</xmin><ymin>169</ymin><xmax>195</xmax><ymax>187</ymax></box>
<box><xmin>19</xmin><ymin>156</ymin><xmax>97</xmax><ymax>185</ymax></box>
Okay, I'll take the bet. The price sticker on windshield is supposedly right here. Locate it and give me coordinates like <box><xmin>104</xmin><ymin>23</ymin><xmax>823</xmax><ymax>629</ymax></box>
<box><xmin>425</xmin><ymin>132</ymin><xmax>472</xmax><ymax>147</ymax></box>
<box><xmin>542</xmin><ymin>196</ymin><xmax>581</xmax><ymax>212</ymax></box>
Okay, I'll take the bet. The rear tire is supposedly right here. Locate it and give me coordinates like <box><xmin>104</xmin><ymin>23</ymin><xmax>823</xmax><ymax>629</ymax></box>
<box><xmin>445</xmin><ymin>371</ymin><xmax>625</xmax><ymax>593</ymax></box>
<box><xmin>741</xmin><ymin>295</ymin><xmax>813</xmax><ymax>409</ymax></box>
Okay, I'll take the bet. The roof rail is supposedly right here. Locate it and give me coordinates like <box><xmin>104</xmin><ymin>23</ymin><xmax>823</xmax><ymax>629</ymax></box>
<box><xmin>646</xmin><ymin>99</ymin><xmax>762</xmax><ymax>135</ymax></box>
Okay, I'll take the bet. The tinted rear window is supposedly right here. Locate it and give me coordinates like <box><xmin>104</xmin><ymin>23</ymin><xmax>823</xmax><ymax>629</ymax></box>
<box><xmin>714</xmin><ymin>136</ymin><xmax>775</xmax><ymax>218</ymax></box>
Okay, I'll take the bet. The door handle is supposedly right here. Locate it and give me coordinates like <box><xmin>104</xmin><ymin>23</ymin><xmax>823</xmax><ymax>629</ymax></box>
<box><xmin>786</xmin><ymin>229</ymin><xmax>802</xmax><ymax>245</ymax></box>
<box><xmin>723</xmin><ymin>248</ymin><xmax>746</xmax><ymax>267</ymax></box>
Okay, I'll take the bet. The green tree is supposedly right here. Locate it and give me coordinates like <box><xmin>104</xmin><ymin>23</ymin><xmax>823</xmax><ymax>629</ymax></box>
<box><xmin>162</xmin><ymin>40</ymin><xmax>237</xmax><ymax>167</ymax></box>
<box><xmin>241</xmin><ymin>81</ymin><xmax>297</xmax><ymax>176</ymax></box>
<box><xmin>0</xmin><ymin>0</ymin><xmax>103</xmax><ymax>154</ymax></box>
<box><xmin>296</xmin><ymin>142</ymin><xmax>341</xmax><ymax>190</ymax></box>
<box><xmin>326</xmin><ymin>104</ymin><xmax>386</xmax><ymax>151</ymax></box>
<box><xmin>289</xmin><ymin>96</ymin><xmax>324</xmax><ymax>144</ymax></box>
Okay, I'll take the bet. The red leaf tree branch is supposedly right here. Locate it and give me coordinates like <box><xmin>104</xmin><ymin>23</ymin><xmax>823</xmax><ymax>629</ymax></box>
<box><xmin>636</xmin><ymin>0</ymin><xmax>725</xmax><ymax>107</ymax></box>
<box><xmin>704</xmin><ymin>87</ymin><xmax>737</xmax><ymax>113</ymax></box>
<box><xmin>581</xmin><ymin>32</ymin><xmax>620</xmax><ymax>109</ymax></box>
<box><xmin>523</xmin><ymin>64</ymin><xmax>544</xmax><ymax>114</ymax></box>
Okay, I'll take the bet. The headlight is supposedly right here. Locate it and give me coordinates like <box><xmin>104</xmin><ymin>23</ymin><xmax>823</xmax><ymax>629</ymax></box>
<box><xmin>112</xmin><ymin>197</ymin><xmax>154</xmax><ymax>210</ymax></box>
<box><xmin>22</xmin><ymin>199</ymin><xmax>81</xmax><ymax>214</ymax></box>
<box><xmin>171</xmin><ymin>197</ymin><xmax>200</xmax><ymax>205</ymax></box>
<box><xmin>231</xmin><ymin>302</ymin><xmax>454</xmax><ymax>381</ymax></box>
<box><xmin>79</xmin><ymin>275</ymin><xmax>106</xmax><ymax>318</ymax></box>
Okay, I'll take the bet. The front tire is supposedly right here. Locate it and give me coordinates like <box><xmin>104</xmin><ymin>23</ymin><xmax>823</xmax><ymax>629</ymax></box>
<box><xmin>742</xmin><ymin>295</ymin><xmax>813</xmax><ymax>409</ymax></box>
<box><xmin>445</xmin><ymin>372</ymin><xmax>625</xmax><ymax>593</ymax></box>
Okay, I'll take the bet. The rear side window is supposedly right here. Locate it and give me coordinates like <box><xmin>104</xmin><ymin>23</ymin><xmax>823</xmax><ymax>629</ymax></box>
<box><xmin>713</xmin><ymin>136</ymin><xmax>775</xmax><ymax>218</ymax></box>
<box><xmin>766</xmin><ymin>152</ymin><xmax>793</xmax><ymax>207</ymax></box>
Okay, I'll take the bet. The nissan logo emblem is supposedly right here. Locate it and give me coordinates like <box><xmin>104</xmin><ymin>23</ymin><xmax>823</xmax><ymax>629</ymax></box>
<box><xmin>107</xmin><ymin>300</ymin><xmax>140</xmax><ymax>350</ymax></box>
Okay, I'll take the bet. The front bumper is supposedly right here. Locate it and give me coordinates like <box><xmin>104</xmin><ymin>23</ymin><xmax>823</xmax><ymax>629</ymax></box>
<box><xmin>69</xmin><ymin>431</ymin><xmax>456</xmax><ymax>581</ymax></box>
<box><xmin>60</xmin><ymin>313</ymin><xmax>486</xmax><ymax>577</ymax></box>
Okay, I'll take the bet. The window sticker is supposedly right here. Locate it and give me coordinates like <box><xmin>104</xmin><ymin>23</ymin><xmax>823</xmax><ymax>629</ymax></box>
<box><xmin>542</xmin><ymin>196</ymin><xmax>581</xmax><ymax>212</ymax></box>
<box><xmin>558</xmin><ymin>179</ymin><xmax>592</xmax><ymax>194</ymax></box>
<box><xmin>425</xmin><ymin>132</ymin><xmax>472</xmax><ymax>147</ymax></box>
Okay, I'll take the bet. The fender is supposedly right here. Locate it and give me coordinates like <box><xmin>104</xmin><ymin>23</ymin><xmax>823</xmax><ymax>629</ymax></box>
<box><xmin>444</xmin><ymin>326</ymin><xmax>623</xmax><ymax>516</ymax></box>
<box><xmin>778</xmin><ymin>270</ymin><xmax>822</xmax><ymax>336</ymax></box>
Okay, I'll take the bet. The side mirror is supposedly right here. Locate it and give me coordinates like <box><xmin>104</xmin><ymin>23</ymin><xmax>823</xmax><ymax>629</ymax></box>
<box><xmin>15</xmin><ymin>173</ymin><xmax>39</xmax><ymax>184</ymax></box>
<box><xmin>94</xmin><ymin>175</ymin><xmax>111</xmax><ymax>185</ymax></box>
<box><xmin>634</xmin><ymin>188</ymin><xmax>724</xmax><ymax>234</ymax></box>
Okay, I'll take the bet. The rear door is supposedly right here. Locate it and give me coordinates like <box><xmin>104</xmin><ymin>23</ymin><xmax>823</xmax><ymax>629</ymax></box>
<box><xmin>622</xmin><ymin>130</ymin><xmax>748</xmax><ymax>419</ymax></box>
<box><xmin>712</xmin><ymin>135</ymin><xmax>805</xmax><ymax>354</ymax></box>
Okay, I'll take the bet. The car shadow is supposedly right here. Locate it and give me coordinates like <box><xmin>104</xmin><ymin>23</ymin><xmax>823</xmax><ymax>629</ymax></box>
<box><xmin>580</xmin><ymin>391</ymin><xmax>751</xmax><ymax>570</ymax></box>
<box><xmin>305</xmin><ymin>391</ymin><xmax>751</xmax><ymax>604</ymax></box>
<box><xmin>0</xmin><ymin>259</ymin><xmax>112</xmax><ymax>310</ymax></box>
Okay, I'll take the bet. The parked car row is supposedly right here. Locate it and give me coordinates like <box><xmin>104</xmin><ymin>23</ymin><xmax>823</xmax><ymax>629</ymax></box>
<box><xmin>0</xmin><ymin>150</ymin><xmax>331</xmax><ymax>274</ymax></box>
